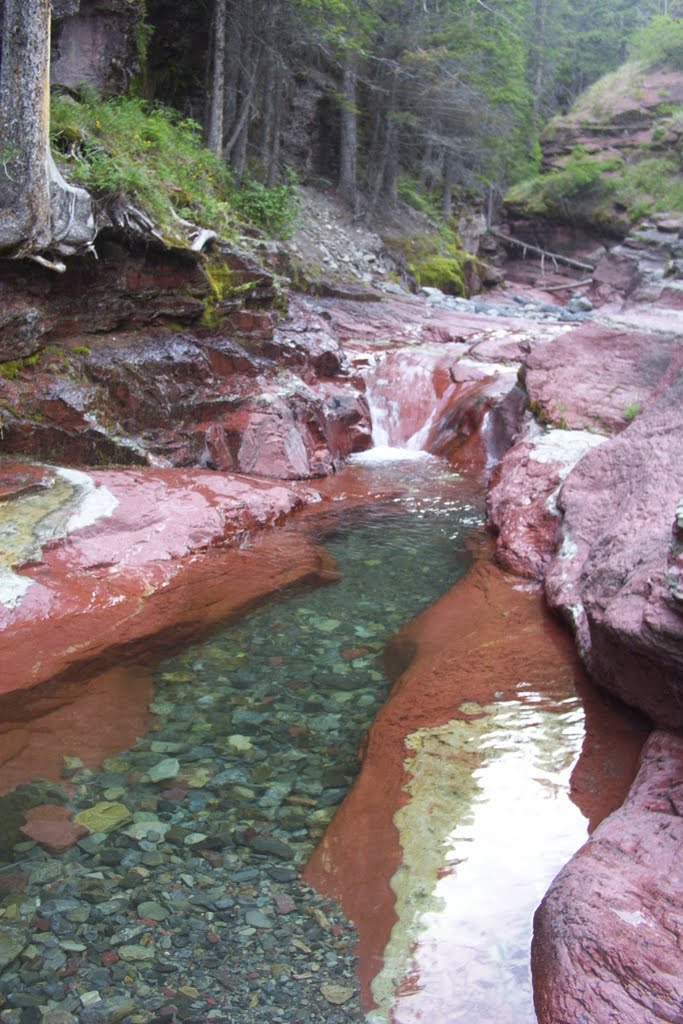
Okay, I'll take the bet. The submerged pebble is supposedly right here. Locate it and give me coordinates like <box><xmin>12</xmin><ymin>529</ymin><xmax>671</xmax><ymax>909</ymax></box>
<box><xmin>0</xmin><ymin>461</ymin><xmax>481</xmax><ymax>1022</ymax></box>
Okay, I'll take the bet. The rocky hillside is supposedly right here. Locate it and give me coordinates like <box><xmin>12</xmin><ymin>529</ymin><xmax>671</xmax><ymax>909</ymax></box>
<box><xmin>505</xmin><ymin>60</ymin><xmax>683</xmax><ymax>239</ymax></box>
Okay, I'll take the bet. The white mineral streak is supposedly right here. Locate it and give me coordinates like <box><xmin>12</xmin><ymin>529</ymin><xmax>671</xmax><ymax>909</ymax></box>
<box><xmin>0</xmin><ymin>466</ymin><xmax>118</xmax><ymax>609</ymax></box>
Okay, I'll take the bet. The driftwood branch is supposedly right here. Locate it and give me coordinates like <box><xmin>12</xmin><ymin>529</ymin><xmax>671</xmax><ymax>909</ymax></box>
<box><xmin>488</xmin><ymin>229</ymin><xmax>595</xmax><ymax>273</ymax></box>
<box><xmin>542</xmin><ymin>277</ymin><xmax>593</xmax><ymax>292</ymax></box>
<box><xmin>29</xmin><ymin>254</ymin><xmax>67</xmax><ymax>273</ymax></box>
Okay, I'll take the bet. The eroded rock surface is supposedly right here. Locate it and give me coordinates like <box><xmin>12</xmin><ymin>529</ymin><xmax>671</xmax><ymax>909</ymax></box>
<box><xmin>484</xmin><ymin>314</ymin><xmax>683</xmax><ymax>1023</ymax></box>
<box><xmin>0</xmin><ymin>462</ymin><xmax>332</xmax><ymax>692</ymax></box>
<box><xmin>544</xmin><ymin>362</ymin><xmax>683</xmax><ymax>725</ymax></box>
<box><xmin>523</xmin><ymin>324</ymin><xmax>677</xmax><ymax>433</ymax></box>
<box><xmin>533</xmin><ymin>730</ymin><xmax>683</xmax><ymax>1024</ymax></box>
<box><xmin>488</xmin><ymin>427</ymin><xmax>606</xmax><ymax>579</ymax></box>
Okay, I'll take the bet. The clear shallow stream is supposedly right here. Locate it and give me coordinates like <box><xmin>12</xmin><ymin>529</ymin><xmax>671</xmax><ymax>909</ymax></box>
<box><xmin>0</xmin><ymin>454</ymin><xmax>636</xmax><ymax>1023</ymax></box>
<box><xmin>149</xmin><ymin>456</ymin><xmax>482</xmax><ymax>865</ymax></box>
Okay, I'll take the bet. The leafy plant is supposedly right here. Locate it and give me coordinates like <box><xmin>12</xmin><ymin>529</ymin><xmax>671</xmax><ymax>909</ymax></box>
<box><xmin>50</xmin><ymin>92</ymin><xmax>299</xmax><ymax>245</ymax></box>
<box><xmin>233</xmin><ymin>177</ymin><xmax>299</xmax><ymax>238</ymax></box>
<box><xmin>629</xmin><ymin>16</ymin><xmax>683</xmax><ymax>70</ymax></box>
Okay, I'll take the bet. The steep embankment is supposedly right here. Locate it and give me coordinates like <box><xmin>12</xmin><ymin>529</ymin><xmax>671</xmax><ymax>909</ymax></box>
<box><xmin>505</xmin><ymin>60</ymin><xmax>683</xmax><ymax>241</ymax></box>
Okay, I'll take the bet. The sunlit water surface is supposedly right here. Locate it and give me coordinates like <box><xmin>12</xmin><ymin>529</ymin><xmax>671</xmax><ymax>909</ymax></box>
<box><xmin>370</xmin><ymin>691</ymin><xmax>587</xmax><ymax>1024</ymax></box>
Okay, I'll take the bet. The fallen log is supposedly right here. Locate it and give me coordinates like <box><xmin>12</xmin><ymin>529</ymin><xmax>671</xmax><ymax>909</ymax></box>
<box><xmin>542</xmin><ymin>278</ymin><xmax>593</xmax><ymax>292</ymax></box>
<box><xmin>488</xmin><ymin>229</ymin><xmax>595</xmax><ymax>273</ymax></box>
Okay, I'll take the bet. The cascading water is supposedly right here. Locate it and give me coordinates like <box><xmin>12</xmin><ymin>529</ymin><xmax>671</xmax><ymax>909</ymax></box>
<box><xmin>359</xmin><ymin>347</ymin><xmax>517</xmax><ymax>464</ymax></box>
<box><xmin>361</xmin><ymin>348</ymin><xmax>458</xmax><ymax>452</ymax></box>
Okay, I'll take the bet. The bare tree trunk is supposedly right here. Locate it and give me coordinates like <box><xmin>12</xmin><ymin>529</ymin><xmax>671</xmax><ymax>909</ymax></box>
<box><xmin>370</xmin><ymin>68</ymin><xmax>399</xmax><ymax>210</ymax></box>
<box><xmin>260</xmin><ymin>0</ymin><xmax>281</xmax><ymax>176</ymax></box>
<box><xmin>338</xmin><ymin>55</ymin><xmax>358</xmax><ymax>210</ymax></box>
<box><xmin>224</xmin><ymin>61</ymin><xmax>258</xmax><ymax>162</ymax></box>
<box><xmin>0</xmin><ymin>0</ymin><xmax>52</xmax><ymax>254</ymax></box>
<box><xmin>207</xmin><ymin>0</ymin><xmax>226</xmax><ymax>155</ymax></box>
<box><xmin>266</xmin><ymin>67</ymin><xmax>283</xmax><ymax>188</ymax></box>
<box><xmin>531</xmin><ymin>0</ymin><xmax>548</xmax><ymax>128</ymax></box>
<box><xmin>442</xmin><ymin>150</ymin><xmax>454</xmax><ymax>219</ymax></box>
<box><xmin>222</xmin><ymin>0</ymin><xmax>242</xmax><ymax>137</ymax></box>
<box><xmin>418</xmin><ymin>138</ymin><xmax>434</xmax><ymax>190</ymax></box>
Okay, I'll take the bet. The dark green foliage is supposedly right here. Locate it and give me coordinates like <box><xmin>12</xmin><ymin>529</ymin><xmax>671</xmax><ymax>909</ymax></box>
<box><xmin>233</xmin><ymin>177</ymin><xmax>300</xmax><ymax>237</ymax></box>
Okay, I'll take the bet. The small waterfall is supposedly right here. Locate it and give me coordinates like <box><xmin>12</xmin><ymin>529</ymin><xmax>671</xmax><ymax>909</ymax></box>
<box><xmin>360</xmin><ymin>347</ymin><xmax>499</xmax><ymax>464</ymax></box>
<box><xmin>363</xmin><ymin>350</ymin><xmax>443</xmax><ymax>449</ymax></box>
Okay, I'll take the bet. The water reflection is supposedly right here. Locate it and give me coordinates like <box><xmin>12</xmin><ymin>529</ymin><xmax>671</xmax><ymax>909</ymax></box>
<box><xmin>371</xmin><ymin>688</ymin><xmax>588</xmax><ymax>1024</ymax></box>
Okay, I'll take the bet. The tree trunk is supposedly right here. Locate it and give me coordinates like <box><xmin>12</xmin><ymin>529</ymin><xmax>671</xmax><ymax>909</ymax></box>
<box><xmin>266</xmin><ymin>67</ymin><xmax>283</xmax><ymax>188</ymax></box>
<box><xmin>531</xmin><ymin>0</ymin><xmax>549</xmax><ymax>127</ymax></box>
<box><xmin>370</xmin><ymin>68</ymin><xmax>400</xmax><ymax>210</ymax></box>
<box><xmin>207</xmin><ymin>0</ymin><xmax>227</xmax><ymax>155</ymax></box>
<box><xmin>0</xmin><ymin>0</ymin><xmax>52</xmax><ymax>254</ymax></box>
<box><xmin>418</xmin><ymin>138</ymin><xmax>434</xmax><ymax>190</ymax></box>
<box><xmin>338</xmin><ymin>55</ymin><xmax>358</xmax><ymax>210</ymax></box>
<box><xmin>442</xmin><ymin>150</ymin><xmax>454</xmax><ymax>220</ymax></box>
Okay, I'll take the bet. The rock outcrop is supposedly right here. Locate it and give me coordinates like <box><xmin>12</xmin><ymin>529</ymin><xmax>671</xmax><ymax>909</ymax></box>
<box><xmin>51</xmin><ymin>0</ymin><xmax>144</xmax><ymax>95</ymax></box>
<box><xmin>544</xmin><ymin>356</ymin><xmax>683</xmax><ymax>727</ymax></box>
<box><xmin>0</xmin><ymin>461</ymin><xmax>333</xmax><ymax>692</ymax></box>
<box><xmin>484</xmin><ymin>308</ymin><xmax>683</xmax><ymax>1022</ymax></box>
<box><xmin>504</xmin><ymin>60</ymin><xmax>683</xmax><ymax>246</ymax></box>
<box><xmin>540</xmin><ymin>63</ymin><xmax>683</xmax><ymax>172</ymax></box>
<box><xmin>533</xmin><ymin>730</ymin><xmax>683</xmax><ymax>1024</ymax></box>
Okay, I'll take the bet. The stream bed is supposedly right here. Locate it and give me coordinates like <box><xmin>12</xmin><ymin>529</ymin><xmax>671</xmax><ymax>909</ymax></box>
<box><xmin>0</xmin><ymin>454</ymin><xmax>646</xmax><ymax>1023</ymax></box>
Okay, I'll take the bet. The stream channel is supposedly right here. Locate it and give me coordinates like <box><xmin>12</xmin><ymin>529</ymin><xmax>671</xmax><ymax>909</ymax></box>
<box><xmin>0</xmin><ymin>443</ymin><xmax>646</xmax><ymax>1022</ymax></box>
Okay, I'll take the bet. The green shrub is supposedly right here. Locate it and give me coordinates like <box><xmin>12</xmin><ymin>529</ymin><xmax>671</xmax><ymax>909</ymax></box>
<box><xmin>397</xmin><ymin>176</ymin><xmax>442</xmax><ymax>220</ymax></box>
<box><xmin>50</xmin><ymin>92</ymin><xmax>298</xmax><ymax>244</ymax></box>
<box><xmin>629</xmin><ymin>16</ymin><xmax>683</xmax><ymax>70</ymax></box>
<box><xmin>618</xmin><ymin>156</ymin><xmax>683</xmax><ymax>213</ymax></box>
<box><xmin>233</xmin><ymin>177</ymin><xmax>299</xmax><ymax>238</ymax></box>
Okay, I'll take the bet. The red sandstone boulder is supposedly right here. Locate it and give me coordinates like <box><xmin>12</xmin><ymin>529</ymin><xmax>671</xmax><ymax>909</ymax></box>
<box><xmin>0</xmin><ymin>323</ymin><xmax>372</xmax><ymax>479</ymax></box>
<box><xmin>524</xmin><ymin>325</ymin><xmax>678</xmax><ymax>434</ymax></box>
<box><xmin>532</xmin><ymin>730</ymin><xmax>683</xmax><ymax>1024</ymax></box>
<box><xmin>0</xmin><ymin>465</ymin><xmax>327</xmax><ymax>692</ymax></box>
<box><xmin>487</xmin><ymin>429</ymin><xmax>606</xmax><ymax>579</ymax></box>
<box><xmin>544</xmin><ymin>351</ymin><xmax>683</xmax><ymax>726</ymax></box>
<box><xmin>20</xmin><ymin>805</ymin><xmax>89</xmax><ymax>854</ymax></box>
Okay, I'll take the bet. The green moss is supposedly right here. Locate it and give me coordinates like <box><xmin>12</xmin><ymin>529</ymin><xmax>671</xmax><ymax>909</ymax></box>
<box><xmin>72</xmin><ymin>345</ymin><xmax>91</xmax><ymax>356</ymax></box>
<box><xmin>527</xmin><ymin>398</ymin><xmax>548</xmax><ymax>425</ymax></box>
<box><xmin>623</xmin><ymin>401</ymin><xmax>641</xmax><ymax>421</ymax></box>
<box><xmin>410</xmin><ymin>254</ymin><xmax>466</xmax><ymax>296</ymax></box>
<box><xmin>200</xmin><ymin>256</ymin><xmax>260</xmax><ymax>326</ymax></box>
<box><xmin>0</xmin><ymin>355</ymin><xmax>37</xmax><ymax>380</ymax></box>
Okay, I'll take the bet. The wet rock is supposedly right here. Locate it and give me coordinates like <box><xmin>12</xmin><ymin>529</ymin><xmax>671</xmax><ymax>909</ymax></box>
<box><xmin>487</xmin><ymin>428</ymin><xmax>606</xmax><ymax>579</ymax></box>
<box><xmin>544</xmin><ymin>355</ymin><xmax>683</xmax><ymax>725</ymax></box>
<box><xmin>147</xmin><ymin>759</ymin><xmax>180</xmax><ymax>784</ymax></box>
<box><xmin>249</xmin><ymin>836</ymin><xmax>295</xmax><ymax>861</ymax></box>
<box><xmin>0</xmin><ymin>929</ymin><xmax>28</xmax><ymax>971</ymax></box>
<box><xmin>19</xmin><ymin>806</ymin><xmax>88</xmax><ymax>854</ymax></box>
<box><xmin>73</xmin><ymin>803</ymin><xmax>131</xmax><ymax>835</ymax></box>
<box><xmin>0</xmin><ymin>467</ymin><xmax>317</xmax><ymax>695</ymax></box>
<box><xmin>533</xmin><ymin>731</ymin><xmax>683</xmax><ymax>1024</ymax></box>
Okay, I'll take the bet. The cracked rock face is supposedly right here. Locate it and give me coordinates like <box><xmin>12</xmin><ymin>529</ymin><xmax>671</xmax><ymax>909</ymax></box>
<box><xmin>532</xmin><ymin>730</ymin><xmax>683</xmax><ymax>1024</ymax></box>
<box><xmin>544</xmin><ymin>358</ymin><xmax>683</xmax><ymax>726</ymax></box>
